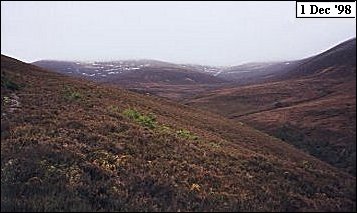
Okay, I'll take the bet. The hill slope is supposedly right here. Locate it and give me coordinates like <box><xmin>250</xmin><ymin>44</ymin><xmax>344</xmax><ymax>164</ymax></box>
<box><xmin>1</xmin><ymin>55</ymin><xmax>355</xmax><ymax>211</ymax></box>
<box><xmin>186</xmin><ymin>38</ymin><xmax>356</xmax><ymax>175</ymax></box>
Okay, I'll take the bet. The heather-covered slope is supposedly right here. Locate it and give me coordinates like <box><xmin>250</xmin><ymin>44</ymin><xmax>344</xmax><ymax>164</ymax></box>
<box><xmin>186</xmin><ymin>38</ymin><xmax>356</xmax><ymax>175</ymax></box>
<box><xmin>1</xmin><ymin>55</ymin><xmax>356</xmax><ymax>211</ymax></box>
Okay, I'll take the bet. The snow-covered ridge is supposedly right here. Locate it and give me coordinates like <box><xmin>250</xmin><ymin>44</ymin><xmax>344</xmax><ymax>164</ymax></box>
<box><xmin>34</xmin><ymin>60</ymin><xmax>229</xmax><ymax>80</ymax></box>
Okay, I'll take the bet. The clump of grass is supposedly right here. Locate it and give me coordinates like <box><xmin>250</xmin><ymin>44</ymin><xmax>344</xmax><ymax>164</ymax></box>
<box><xmin>123</xmin><ymin>108</ymin><xmax>157</xmax><ymax>129</ymax></box>
<box><xmin>176</xmin><ymin>129</ymin><xmax>198</xmax><ymax>140</ymax></box>
<box><xmin>63</xmin><ymin>86</ymin><xmax>82</xmax><ymax>101</ymax></box>
<box><xmin>2</xmin><ymin>96</ymin><xmax>11</xmax><ymax>104</ymax></box>
<box><xmin>209</xmin><ymin>141</ymin><xmax>221</xmax><ymax>148</ymax></box>
<box><xmin>1</xmin><ymin>75</ymin><xmax>20</xmax><ymax>91</ymax></box>
<box><xmin>107</xmin><ymin>105</ymin><xmax>120</xmax><ymax>113</ymax></box>
<box><xmin>123</xmin><ymin>108</ymin><xmax>141</xmax><ymax>120</ymax></box>
<box><xmin>302</xmin><ymin>160</ymin><xmax>313</xmax><ymax>170</ymax></box>
<box><xmin>106</xmin><ymin>105</ymin><xmax>126</xmax><ymax>120</ymax></box>
<box><xmin>157</xmin><ymin>125</ymin><xmax>172</xmax><ymax>134</ymax></box>
<box><xmin>87</xmin><ymin>150</ymin><xmax>121</xmax><ymax>172</ymax></box>
<box><xmin>190</xmin><ymin>183</ymin><xmax>201</xmax><ymax>191</ymax></box>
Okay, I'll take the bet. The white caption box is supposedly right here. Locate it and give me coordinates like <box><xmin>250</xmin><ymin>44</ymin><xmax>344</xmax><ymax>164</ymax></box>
<box><xmin>296</xmin><ymin>1</ymin><xmax>356</xmax><ymax>18</ymax></box>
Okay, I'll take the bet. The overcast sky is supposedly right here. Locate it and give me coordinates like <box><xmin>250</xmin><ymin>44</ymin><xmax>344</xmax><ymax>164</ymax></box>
<box><xmin>1</xmin><ymin>1</ymin><xmax>356</xmax><ymax>66</ymax></box>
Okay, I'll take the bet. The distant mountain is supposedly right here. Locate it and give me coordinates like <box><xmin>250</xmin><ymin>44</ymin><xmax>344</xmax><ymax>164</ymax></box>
<box><xmin>216</xmin><ymin>38</ymin><xmax>356</xmax><ymax>84</ymax></box>
<box><xmin>32</xmin><ymin>59</ymin><xmax>225</xmax><ymax>84</ymax></box>
<box><xmin>102</xmin><ymin>66</ymin><xmax>225</xmax><ymax>85</ymax></box>
<box><xmin>32</xmin><ymin>59</ymin><xmax>181</xmax><ymax>80</ymax></box>
<box><xmin>32</xmin><ymin>59</ymin><xmax>228</xmax><ymax>100</ymax></box>
<box><xmin>216</xmin><ymin>60</ymin><xmax>303</xmax><ymax>85</ymax></box>
<box><xmin>177</xmin><ymin>64</ymin><xmax>224</xmax><ymax>76</ymax></box>
<box><xmin>33</xmin><ymin>38</ymin><xmax>356</xmax><ymax>88</ymax></box>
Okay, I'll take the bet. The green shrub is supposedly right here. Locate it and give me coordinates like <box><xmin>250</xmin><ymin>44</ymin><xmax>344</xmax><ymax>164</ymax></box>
<box><xmin>123</xmin><ymin>108</ymin><xmax>141</xmax><ymax>120</ymax></box>
<box><xmin>63</xmin><ymin>86</ymin><xmax>82</xmax><ymax>101</ymax></box>
<box><xmin>176</xmin><ymin>129</ymin><xmax>198</xmax><ymax>140</ymax></box>
<box><xmin>123</xmin><ymin>108</ymin><xmax>157</xmax><ymax>129</ymax></box>
<box><xmin>67</xmin><ymin>92</ymin><xmax>82</xmax><ymax>100</ymax></box>
<box><xmin>1</xmin><ymin>76</ymin><xmax>20</xmax><ymax>90</ymax></box>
